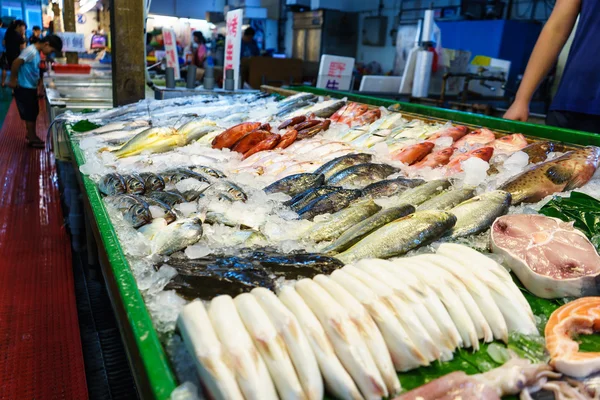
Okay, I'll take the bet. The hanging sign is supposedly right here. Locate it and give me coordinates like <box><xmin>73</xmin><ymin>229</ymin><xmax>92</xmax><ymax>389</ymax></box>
<box><xmin>56</xmin><ymin>32</ymin><xmax>86</xmax><ymax>52</ymax></box>
<box><xmin>162</xmin><ymin>28</ymin><xmax>180</xmax><ymax>79</ymax></box>
<box><xmin>223</xmin><ymin>8</ymin><xmax>243</xmax><ymax>89</ymax></box>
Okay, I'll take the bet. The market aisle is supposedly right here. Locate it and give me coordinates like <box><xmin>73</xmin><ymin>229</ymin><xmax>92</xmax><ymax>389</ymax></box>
<box><xmin>0</xmin><ymin>100</ymin><xmax>88</xmax><ymax>399</ymax></box>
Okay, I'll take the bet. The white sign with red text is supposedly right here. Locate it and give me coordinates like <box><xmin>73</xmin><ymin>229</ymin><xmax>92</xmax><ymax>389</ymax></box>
<box><xmin>223</xmin><ymin>9</ymin><xmax>244</xmax><ymax>89</ymax></box>
<box><xmin>162</xmin><ymin>28</ymin><xmax>180</xmax><ymax>79</ymax></box>
<box><xmin>316</xmin><ymin>54</ymin><xmax>355</xmax><ymax>91</ymax></box>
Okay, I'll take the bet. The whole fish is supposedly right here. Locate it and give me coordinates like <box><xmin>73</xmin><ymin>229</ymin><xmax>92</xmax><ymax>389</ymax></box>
<box><xmin>499</xmin><ymin>146</ymin><xmax>600</xmax><ymax>204</ymax></box>
<box><xmin>106</xmin><ymin>194</ymin><xmax>152</xmax><ymax>228</ymax></box>
<box><xmin>232</xmin><ymin>130</ymin><xmax>271</xmax><ymax>154</ymax></box>
<box><xmin>313</xmin><ymin>153</ymin><xmax>374</xmax><ymax>180</ymax></box>
<box><xmin>326</xmin><ymin>163</ymin><xmax>398</xmax><ymax>188</ymax></box>
<box><xmin>98</xmin><ymin>173</ymin><xmax>126</xmax><ymax>196</ymax></box>
<box><xmin>264</xmin><ymin>173</ymin><xmax>325</xmax><ymax>197</ymax></box>
<box><xmin>178</xmin><ymin>119</ymin><xmax>218</xmax><ymax>144</ymax></box>
<box><xmin>337</xmin><ymin>103</ymin><xmax>369</xmax><ymax>125</ymax></box>
<box><xmin>177</xmin><ymin>301</ymin><xmax>244</xmax><ymax>400</ymax></box>
<box><xmin>297</xmin><ymin>120</ymin><xmax>331</xmax><ymax>140</ymax></box>
<box><xmin>138</xmin><ymin>172</ymin><xmax>166</xmax><ymax>192</ymax></box>
<box><xmin>112</xmin><ymin>127</ymin><xmax>181</xmax><ymax>158</ymax></box>
<box><xmin>521</xmin><ymin>141</ymin><xmax>567</xmax><ymax>164</ymax></box>
<box><xmin>278</xmin><ymin>116</ymin><xmax>306</xmax><ymax>130</ymax></box>
<box><xmin>492</xmin><ymin>133</ymin><xmax>528</xmax><ymax>154</ymax></box>
<box><xmin>274</xmin><ymin>129</ymin><xmax>298</xmax><ymax>149</ymax></box>
<box><xmin>352</xmin><ymin>109</ymin><xmax>381</xmax><ymax>127</ymax></box>
<box><xmin>278</xmin><ymin>286</ymin><xmax>363</xmax><ymax>400</ymax></box>
<box><xmin>447</xmin><ymin>190</ymin><xmax>511</xmax><ymax>238</ymax></box>
<box><xmin>145</xmin><ymin>190</ymin><xmax>185</xmax><ymax>207</ymax></box>
<box><xmin>295</xmin><ymin>279</ymin><xmax>388</xmax><ymax>399</ymax></box>
<box><xmin>202</xmin><ymin>180</ymin><xmax>248</xmax><ymax>202</ymax></box>
<box><xmin>395</xmin><ymin>179</ymin><xmax>451</xmax><ymax>206</ymax></box>
<box><xmin>191</xmin><ymin>165</ymin><xmax>227</xmax><ymax>179</ymax></box>
<box><xmin>123</xmin><ymin>174</ymin><xmax>146</xmax><ymax>195</ymax></box>
<box><xmin>161</xmin><ymin>168</ymin><xmax>211</xmax><ymax>185</ymax></box>
<box><xmin>313</xmin><ymin>275</ymin><xmax>401</xmax><ymax>396</ymax></box>
<box><xmin>307</xmin><ymin>199</ymin><xmax>381</xmax><ymax>242</ymax></box>
<box><xmin>278</xmin><ymin>93</ymin><xmax>316</xmax><ymax>109</ymax></box>
<box><xmin>293</xmin><ymin>120</ymin><xmax>321</xmax><ymax>132</ymax></box>
<box><xmin>234</xmin><ymin>294</ymin><xmax>305</xmax><ymax>400</ymax></box>
<box><xmin>336</xmin><ymin>210</ymin><xmax>457</xmax><ymax>263</ymax></box>
<box><xmin>298</xmin><ymin>189</ymin><xmax>363</xmax><ymax>220</ymax></box>
<box><xmin>361</xmin><ymin>178</ymin><xmax>425</xmax><ymax>198</ymax></box>
<box><xmin>452</xmin><ymin>128</ymin><xmax>496</xmax><ymax>150</ymax></box>
<box><xmin>323</xmin><ymin>205</ymin><xmax>415</xmax><ymax>254</ymax></box>
<box><xmin>417</xmin><ymin>187</ymin><xmax>475</xmax><ymax>211</ymax></box>
<box><xmin>139</xmin><ymin>195</ymin><xmax>178</xmax><ymax>224</ymax></box>
<box><xmin>286</xmin><ymin>186</ymin><xmax>341</xmax><ymax>211</ymax></box>
<box><xmin>243</xmin><ymin>134</ymin><xmax>281</xmax><ymax>159</ymax></box>
<box><xmin>212</xmin><ymin>122</ymin><xmax>261</xmax><ymax>150</ymax></box>
<box><xmin>209</xmin><ymin>296</ymin><xmax>278</xmax><ymax>400</ymax></box>
<box><xmin>445</xmin><ymin>146</ymin><xmax>494</xmax><ymax>174</ymax></box>
<box><xmin>413</xmin><ymin>147</ymin><xmax>455</xmax><ymax>169</ymax></box>
<box><xmin>426</xmin><ymin>125</ymin><xmax>468</xmax><ymax>142</ymax></box>
<box><xmin>311</xmin><ymin>100</ymin><xmax>346</xmax><ymax>118</ymax></box>
<box><xmin>152</xmin><ymin>216</ymin><xmax>203</xmax><ymax>255</ymax></box>
<box><xmin>392</xmin><ymin>142</ymin><xmax>435</xmax><ymax>165</ymax></box>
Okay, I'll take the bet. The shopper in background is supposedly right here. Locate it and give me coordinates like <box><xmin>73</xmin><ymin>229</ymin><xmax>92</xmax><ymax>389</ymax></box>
<box><xmin>1</xmin><ymin>20</ymin><xmax>27</xmax><ymax>88</ymax></box>
<box><xmin>241</xmin><ymin>27</ymin><xmax>260</xmax><ymax>58</ymax></box>
<box><xmin>8</xmin><ymin>35</ymin><xmax>62</xmax><ymax>148</ymax></box>
<box><xmin>192</xmin><ymin>31</ymin><xmax>207</xmax><ymax>81</ymax></box>
<box><xmin>504</xmin><ymin>0</ymin><xmax>600</xmax><ymax>133</ymax></box>
<box><xmin>29</xmin><ymin>26</ymin><xmax>41</xmax><ymax>44</ymax></box>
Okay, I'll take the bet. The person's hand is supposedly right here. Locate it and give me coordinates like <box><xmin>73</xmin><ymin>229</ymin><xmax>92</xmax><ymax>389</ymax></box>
<box><xmin>503</xmin><ymin>100</ymin><xmax>530</xmax><ymax>121</ymax></box>
<box><xmin>7</xmin><ymin>79</ymin><xmax>17</xmax><ymax>89</ymax></box>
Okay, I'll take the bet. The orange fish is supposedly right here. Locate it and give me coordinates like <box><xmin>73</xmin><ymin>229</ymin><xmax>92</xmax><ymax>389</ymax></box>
<box><xmin>231</xmin><ymin>130</ymin><xmax>271</xmax><ymax>153</ymax></box>
<box><xmin>446</xmin><ymin>147</ymin><xmax>494</xmax><ymax>174</ymax></box>
<box><xmin>330</xmin><ymin>103</ymin><xmax>352</xmax><ymax>122</ymax></box>
<box><xmin>352</xmin><ymin>109</ymin><xmax>381</xmax><ymax>126</ymax></box>
<box><xmin>453</xmin><ymin>128</ymin><xmax>496</xmax><ymax>149</ymax></box>
<box><xmin>337</xmin><ymin>103</ymin><xmax>369</xmax><ymax>125</ymax></box>
<box><xmin>426</xmin><ymin>125</ymin><xmax>469</xmax><ymax>142</ymax></box>
<box><xmin>211</xmin><ymin>122</ymin><xmax>262</xmax><ymax>149</ymax></box>
<box><xmin>413</xmin><ymin>147</ymin><xmax>455</xmax><ymax>168</ymax></box>
<box><xmin>243</xmin><ymin>134</ymin><xmax>281</xmax><ymax>159</ymax></box>
<box><xmin>392</xmin><ymin>142</ymin><xmax>435</xmax><ymax>165</ymax></box>
<box><xmin>493</xmin><ymin>133</ymin><xmax>528</xmax><ymax>154</ymax></box>
<box><xmin>274</xmin><ymin>129</ymin><xmax>298</xmax><ymax>149</ymax></box>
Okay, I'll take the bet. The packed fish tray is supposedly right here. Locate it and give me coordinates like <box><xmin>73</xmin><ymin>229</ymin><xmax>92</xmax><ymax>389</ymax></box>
<box><xmin>64</xmin><ymin>88</ymin><xmax>600</xmax><ymax>399</ymax></box>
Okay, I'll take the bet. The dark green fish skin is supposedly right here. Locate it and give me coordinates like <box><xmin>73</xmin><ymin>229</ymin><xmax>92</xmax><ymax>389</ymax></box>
<box><xmin>123</xmin><ymin>174</ymin><xmax>146</xmax><ymax>195</ymax></box>
<box><xmin>138</xmin><ymin>195</ymin><xmax>178</xmax><ymax>223</ymax></box>
<box><xmin>145</xmin><ymin>191</ymin><xmax>185</xmax><ymax>207</ymax></box>
<box><xmin>314</xmin><ymin>153</ymin><xmax>374</xmax><ymax>180</ymax></box>
<box><xmin>138</xmin><ymin>172</ymin><xmax>165</xmax><ymax>192</ymax></box>
<box><xmin>336</xmin><ymin>210</ymin><xmax>457</xmax><ymax>263</ymax></box>
<box><xmin>98</xmin><ymin>173</ymin><xmax>126</xmax><ymax>196</ymax></box>
<box><xmin>417</xmin><ymin>187</ymin><xmax>476</xmax><ymax>211</ymax></box>
<box><xmin>361</xmin><ymin>178</ymin><xmax>425</xmax><ymax>198</ymax></box>
<box><xmin>297</xmin><ymin>189</ymin><xmax>363</xmax><ymax>220</ymax></box>
<box><xmin>323</xmin><ymin>205</ymin><xmax>416</xmax><ymax>254</ymax></box>
<box><xmin>264</xmin><ymin>173</ymin><xmax>325</xmax><ymax>197</ymax></box>
<box><xmin>326</xmin><ymin>163</ymin><xmax>398</xmax><ymax>188</ymax></box>
<box><xmin>286</xmin><ymin>186</ymin><xmax>342</xmax><ymax>211</ymax></box>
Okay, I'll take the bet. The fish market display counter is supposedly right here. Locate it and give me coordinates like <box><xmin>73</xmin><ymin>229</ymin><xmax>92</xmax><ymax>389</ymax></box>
<box><xmin>62</xmin><ymin>88</ymin><xmax>600</xmax><ymax>400</ymax></box>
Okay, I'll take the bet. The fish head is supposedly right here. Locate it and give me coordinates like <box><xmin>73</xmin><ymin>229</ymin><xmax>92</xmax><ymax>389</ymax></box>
<box><xmin>563</xmin><ymin>146</ymin><xmax>600</xmax><ymax>190</ymax></box>
<box><xmin>436</xmin><ymin>147</ymin><xmax>455</xmax><ymax>159</ymax></box>
<box><xmin>125</xmin><ymin>205</ymin><xmax>152</xmax><ymax>228</ymax></box>
<box><xmin>99</xmin><ymin>173</ymin><xmax>127</xmax><ymax>195</ymax></box>
<box><xmin>145</xmin><ymin>175</ymin><xmax>166</xmax><ymax>191</ymax></box>
<box><xmin>126</xmin><ymin>176</ymin><xmax>145</xmax><ymax>194</ymax></box>
<box><xmin>470</xmin><ymin>146</ymin><xmax>494</xmax><ymax>161</ymax></box>
<box><xmin>225</xmin><ymin>183</ymin><xmax>248</xmax><ymax>202</ymax></box>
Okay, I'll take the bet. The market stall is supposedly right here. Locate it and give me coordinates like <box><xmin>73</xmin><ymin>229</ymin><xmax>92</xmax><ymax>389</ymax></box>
<box><xmin>62</xmin><ymin>86</ymin><xmax>600</xmax><ymax>399</ymax></box>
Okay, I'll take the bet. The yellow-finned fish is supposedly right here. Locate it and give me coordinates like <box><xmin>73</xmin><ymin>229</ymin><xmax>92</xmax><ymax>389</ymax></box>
<box><xmin>111</xmin><ymin>127</ymin><xmax>181</xmax><ymax>158</ymax></box>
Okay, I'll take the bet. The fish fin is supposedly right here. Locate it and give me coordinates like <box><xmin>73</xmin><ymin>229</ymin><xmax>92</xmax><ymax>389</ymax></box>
<box><xmin>545</xmin><ymin>165</ymin><xmax>573</xmax><ymax>185</ymax></box>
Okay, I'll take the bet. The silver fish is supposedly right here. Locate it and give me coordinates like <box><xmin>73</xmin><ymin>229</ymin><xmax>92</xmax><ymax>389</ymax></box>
<box><xmin>313</xmin><ymin>153</ymin><xmax>374</xmax><ymax>180</ymax></box>
<box><xmin>98</xmin><ymin>173</ymin><xmax>126</xmax><ymax>196</ymax></box>
<box><xmin>152</xmin><ymin>217</ymin><xmax>203</xmax><ymax>255</ymax></box>
<box><xmin>138</xmin><ymin>172</ymin><xmax>165</xmax><ymax>192</ymax></box>
<box><xmin>264</xmin><ymin>173</ymin><xmax>325</xmax><ymax>197</ymax></box>
<box><xmin>307</xmin><ymin>199</ymin><xmax>381</xmax><ymax>242</ymax></box>
<box><xmin>326</xmin><ymin>163</ymin><xmax>398</xmax><ymax>189</ymax></box>
<box><xmin>361</xmin><ymin>178</ymin><xmax>425</xmax><ymax>199</ymax></box>
<box><xmin>123</xmin><ymin>174</ymin><xmax>146</xmax><ymax>195</ymax></box>
<box><xmin>447</xmin><ymin>190</ymin><xmax>511</xmax><ymax>239</ymax></box>
<box><xmin>202</xmin><ymin>180</ymin><xmax>248</xmax><ymax>202</ymax></box>
<box><xmin>417</xmin><ymin>187</ymin><xmax>475</xmax><ymax>211</ymax></box>
<box><xmin>395</xmin><ymin>179</ymin><xmax>451</xmax><ymax>206</ymax></box>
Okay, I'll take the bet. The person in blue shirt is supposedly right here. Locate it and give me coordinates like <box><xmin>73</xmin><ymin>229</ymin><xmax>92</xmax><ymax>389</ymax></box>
<box><xmin>504</xmin><ymin>0</ymin><xmax>600</xmax><ymax>133</ymax></box>
<box><xmin>8</xmin><ymin>35</ymin><xmax>62</xmax><ymax>148</ymax></box>
<box><xmin>241</xmin><ymin>27</ymin><xmax>260</xmax><ymax>58</ymax></box>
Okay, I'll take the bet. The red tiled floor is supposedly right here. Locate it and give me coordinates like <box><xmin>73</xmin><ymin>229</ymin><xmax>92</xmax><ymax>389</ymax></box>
<box><xmin>0</xmin><ymin>100</ymin><xmax>88</xmax><ymax>399</ymax></box>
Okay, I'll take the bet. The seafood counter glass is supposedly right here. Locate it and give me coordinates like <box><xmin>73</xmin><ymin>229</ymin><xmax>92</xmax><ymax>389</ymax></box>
<box><xmin>63</xmin><ymin>88</ymin><xmax>600</xmax><ymax>400</ymax></box>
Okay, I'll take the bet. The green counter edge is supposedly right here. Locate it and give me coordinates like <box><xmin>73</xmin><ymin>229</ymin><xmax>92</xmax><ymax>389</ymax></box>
<box><xmin>68</xmin><ymin>130</ymin><xmax>178</xmax><ymax>400</ymax></box>
<box><xmin>291</xmin><ymin>86</ymin><xmax>600</xmax><ymax>146</ymax></box>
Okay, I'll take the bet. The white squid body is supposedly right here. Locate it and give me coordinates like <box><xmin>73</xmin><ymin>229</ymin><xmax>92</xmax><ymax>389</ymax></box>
<box><xmin>313</xmin><ymin>274</ymin><xmax>401</xmax><ymax>396</ymax></box>
<box><xmin>208</xmin><ymin>295</ymin><xmax>278</xmax><ymax>400</ymax></box>
<box><xmin>295</xmin><ymin>279</ymin><xmax>388</xmax><ymax>400</ymax></box>
<box><xmin>278</xmin><ymin>286</ymin><xmax>363</xmax><ymax>400</ymax></box>
<box><xmin>234</xmin><ymin>293</ymin><xmax>306</xmax><ymax>400</ymax></box>
<box><xmin>176</xmin><ymin>300</ymin><xmax>244</xmax><ymax>400</ymax></box>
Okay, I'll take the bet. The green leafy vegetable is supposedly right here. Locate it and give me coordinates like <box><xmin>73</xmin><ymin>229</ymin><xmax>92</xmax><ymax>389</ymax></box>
<box><xmin>71</xmin><ymin>120</ymin><xmax>101</xmax><ymax>133</ymax></box>
<box><xmin>539</xmin><ymin>192</ymin><xmax>600</xmax><ymax>249</ymax></box>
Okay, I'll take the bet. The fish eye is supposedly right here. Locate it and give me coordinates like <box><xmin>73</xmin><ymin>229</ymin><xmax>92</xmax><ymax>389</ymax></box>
<box><xmin>137</xmin><ymin>208</ymin><xmax>144</xmax><ymax>214</ymax></box>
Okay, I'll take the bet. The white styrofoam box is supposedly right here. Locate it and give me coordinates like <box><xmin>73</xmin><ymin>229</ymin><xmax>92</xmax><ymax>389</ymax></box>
<box><xmin>359</xmin><ymin>75</ymin><xmax>402</xmax><ymax>93</ymax></box>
